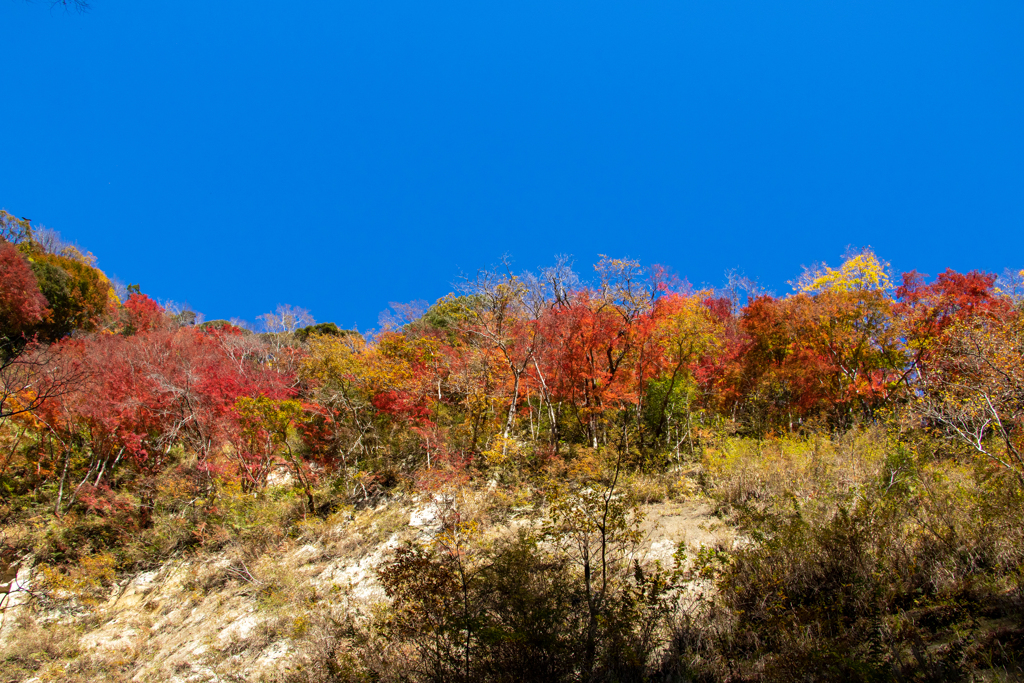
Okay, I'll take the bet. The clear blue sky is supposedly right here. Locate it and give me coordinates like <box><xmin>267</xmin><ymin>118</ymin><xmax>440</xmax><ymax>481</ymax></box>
<box><xmin>3</xmin><ymin>0</ymin><xmax>1023</xmax><ymax>329</ymax></box>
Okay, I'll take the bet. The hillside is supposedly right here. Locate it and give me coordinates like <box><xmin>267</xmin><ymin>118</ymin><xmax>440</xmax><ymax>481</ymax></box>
<box><xmin>1</xmin><ymin>210</ymin><xmax>1022</xmax><ymax>681</ymax></box>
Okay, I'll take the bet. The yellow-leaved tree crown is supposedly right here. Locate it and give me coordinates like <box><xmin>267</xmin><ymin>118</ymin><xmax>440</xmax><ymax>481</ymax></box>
<box><xmin>793</xmin><ymin>248</ymin><xmax>893</xmax><ymax>294</ymax></box>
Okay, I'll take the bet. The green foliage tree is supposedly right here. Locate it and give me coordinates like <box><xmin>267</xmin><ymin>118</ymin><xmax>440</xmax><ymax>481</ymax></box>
<box><xmin>25</xmin><ymin>249</ymin><xmax>117</xmax><ymax>341</ymax></box>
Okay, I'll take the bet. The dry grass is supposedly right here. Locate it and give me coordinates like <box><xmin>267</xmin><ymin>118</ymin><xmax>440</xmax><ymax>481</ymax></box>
<box><xmin>651</xmin><ymin>427</ymin><xmax>1024</xmax><ymax>682</ymax></box>
<box><xmin>702</xmin><ymin>426</ymin><xmax>889</xmax><ymax>513</ymax></box>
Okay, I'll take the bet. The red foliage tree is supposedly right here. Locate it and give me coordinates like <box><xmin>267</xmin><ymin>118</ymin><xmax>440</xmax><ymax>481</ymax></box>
<box><xmin>724</xmin><ymin>289</ymin><xmax>905</xmax><ymax>433</ymax></box>
<box><xmin>122</xmin><ymin>292</ymin><xmax>165</xmax><ymax>335</ymax></box>
<box><xmin>895</xmin><ymin>268</ymin><xmax>1012</xmax><ymax>378</ymax></box>
<box><xmin>536</xmin><ymin>289</ymin><xmax>658</xmax><ymax>448</ymax></box>
<box><xmin>41</xmin><ymin>327</ymin><xmax>296</xmax><ymax>484</ymax></box>
<box><xmin>0</xmin><ymin>240</ymin><xmax>49</xmax><ymax>341</ymax></box>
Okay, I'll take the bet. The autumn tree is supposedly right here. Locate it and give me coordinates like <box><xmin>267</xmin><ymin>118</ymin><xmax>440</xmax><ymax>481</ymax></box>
<box><xmin>995</xmin><ymin>267</ymin><xmax>1024</xmax><ymax>303</ymax></box>
<box><xmin>543</xmin><ymin>441</ymin><xmax>645</xmax><ymax>681</ymax></box>
<box><xmin>914</xmin><ymin>311</ymin><xmax>1024</xmax><ymax>484</ymax></box>
<box><xmin>535</xmin><ymin>257</ymin><xmax>661</xmax><ymax>449</ymax></box>
<box><xmin>34</xmin><ymin>325</ymin><xmax>294</xmax><ymax>499</ymax></box>
<box><xmin>0</xmin><ymin>211</ymin><xmax>32</xmax><ymax>245</ymax></box>
<box><xmin>25</xmin><ymin>247</ymin><xmax>118</xmax><ymax>342</ymax></box>
<box><xmin>0</xmin><ymin>240</ymin><xmax>50</xmax><ymax>351</ymax></box>
<box><xmin>0</xmin><ymin>229</ymin><xmax>81</xmax><ymax>425</ymax></box>
<box><xmin>643</xmin><ymin>292</ymin><xmax>723</xmax><ymax>453</ymax></box>
<box><xmin>895</xmin><ymin>268</ymin><xmax>1010</xmax><ymax>382</ymax></box>
<box><xmin>0</xmin><ymin>342</ymin><xmax>83</xmax><ymax>435</ymax></box>
<box><xmin>232</xmin><ymin>396</ymin><xmax>316</xmax><ymax>511</ymax></box>
<box><xmin>794</xmin><ymin>247</ymin><xmax>893</xmax><ymax>294</ymax></box>
<box><xmin>723</xmin><ymin>250</ymin><xmax>906</xmax><ymax>433</ymax></box>
<box><xmin>121</xmin><ymin>292</ymin><xmax>166</xmax><ymax>335</ymax></box>
<box><xmin>258</xmin><ymin>304</ymin><xmax>314</xmax><ymax>335</ymax></box>
<box><xmin>458</xmin><ymin>261</ymin><xmax>543</xmax><ymax>440</ymax></box>
<box><xmin>300</xmin><ymin>331</ymin><xmax>380</xmax><ymax>468</ymax></box>
<box><xmin>789</xmin><ymin>288</ymin><xmax>904</xmax><ymax>426</ymax></box>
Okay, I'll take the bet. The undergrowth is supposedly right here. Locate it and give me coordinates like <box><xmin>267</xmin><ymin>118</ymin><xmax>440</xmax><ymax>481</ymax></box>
<box><xmin>2</xmin><ymin>427</ymin><xmax>1022</xmax><ymax>682</ymax></box>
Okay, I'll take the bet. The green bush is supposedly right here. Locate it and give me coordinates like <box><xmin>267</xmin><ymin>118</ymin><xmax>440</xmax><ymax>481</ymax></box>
<box><xmin>295</xmin><ymin>322</ymin><xmax>354</xmax><ymax>343</ymax></box>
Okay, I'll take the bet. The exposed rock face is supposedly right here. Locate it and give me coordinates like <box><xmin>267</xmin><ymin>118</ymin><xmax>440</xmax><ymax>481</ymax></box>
<box><xmin>1</xmin><ymin>494</ymin><xmax>729</xmax><ymax>682</ymax></box>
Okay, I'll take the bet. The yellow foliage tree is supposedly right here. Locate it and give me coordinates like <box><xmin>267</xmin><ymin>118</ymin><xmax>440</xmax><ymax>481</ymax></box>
<box><xmin>794</xmin><ymin>248</ymin><xmax>893</xmax><ymax>294</ymax></box>
<box><xmin>232</xmin><ymin>396</ymin><xmax>315</xmax><ymax>512</ymax></box>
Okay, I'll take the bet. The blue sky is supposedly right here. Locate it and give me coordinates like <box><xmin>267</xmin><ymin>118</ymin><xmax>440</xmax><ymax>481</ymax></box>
<box><xmin>3</xmin><ymin>0</ymin><xmax>1022</xmax><ymax>330</ymax></box>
